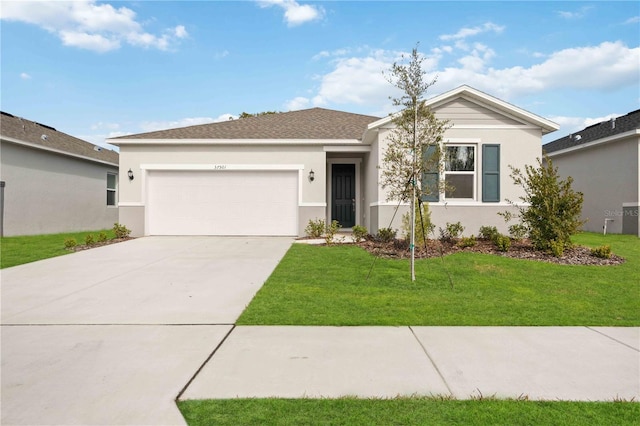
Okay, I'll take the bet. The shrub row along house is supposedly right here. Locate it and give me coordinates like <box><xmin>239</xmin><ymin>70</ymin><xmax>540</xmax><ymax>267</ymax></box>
<box><xmin>543</xmin><ymin>109</ymin><xmax>640</xmax><ymax>237</ymax></box>
<box><xmin>0</xmin><ymin>112</ymin><xmax>119</xmax><ymax>236</ymax></box>
<box><xmin>108</xmin><ymin>85</ymin><xmax>560</xmax><ymax>237</ymax></box>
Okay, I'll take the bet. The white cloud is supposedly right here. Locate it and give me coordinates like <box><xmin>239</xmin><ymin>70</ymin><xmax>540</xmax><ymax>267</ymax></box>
<box><xmin>20</xmin><ymin>72</ymin><xmax>31</xmax><ymax>80</ymax></box>
<box><xmin>257</xmin><ymin>0</ymin><xmax>324</xmax><ymax>26</ymax></box>
<box><xmin>545</xmin><ymin>113</ymin><xmax>622</xmax><ymax>139</ymax></box>
<box><xmin>139</xmin><ymin>114</ymin><xmax>237</xmax><ymax>132</ymax></box>
<box><xmin>439</xmin><ymin>22</ymin><xmax>504</xmax><ymax>41</ymax></box>
<box><xmin>285</xmin><ymin>96</ymin><xmax>311</xmax><ymax>110</ymax></box>
<box><xmin>624</xmin><ymin>16</ymin><xmax>640</xmax><ymax>25</ymax></box>
<box><xmin>557</xmin><ymin>6</ymin><xmax>594</xmax><ymax>20</ymax></box>
<box><xmin>0</xmin><ymin>1</ymin><xmax>187</xmax><ymax>52</ymax></box>
<box><xmin>215</xmin><ymin>50</ymin><xmax>230</xmax><ymax>59</ymax></box>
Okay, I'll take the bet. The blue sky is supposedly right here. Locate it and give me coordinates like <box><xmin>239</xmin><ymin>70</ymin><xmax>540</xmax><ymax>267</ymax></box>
<box><xmin>2</xmin><ymin>1</ymin><xmax>639</xmax><ymax>149</ymax></box>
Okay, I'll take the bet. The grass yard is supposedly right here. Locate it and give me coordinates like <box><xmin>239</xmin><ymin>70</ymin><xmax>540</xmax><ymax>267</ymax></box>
<box><xmin>0</xmin><ymin>229</ymin><xmax>115</xmax><ymax>269</ymax></box>
<box><xmin>178</xmin><ymin>398</ymin><xmax>640</xmax><ymax>426</ymax></box>
<box><xmin>237</xmin><ymin>233</ymin><xmax>639</xmax><ymax>326</ymax></box>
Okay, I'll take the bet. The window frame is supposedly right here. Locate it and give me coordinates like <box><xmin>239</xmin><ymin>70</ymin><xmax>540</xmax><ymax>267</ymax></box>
<box><xmin>107</xmin><ymin>172</ymin><xmax>117</xmax><ymax>207</ymax></box>
<box><xmin>443</xmin><ymin>144</ymin><xmax>477</xmax><ymax>201</ymax></box>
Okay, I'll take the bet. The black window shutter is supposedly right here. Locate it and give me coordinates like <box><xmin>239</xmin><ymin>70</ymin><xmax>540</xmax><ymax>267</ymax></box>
<box><xmin>421</xmin><ymin>144</ymin><xmax>439</xmax><ymax>202</ymax></box>
<box><xmin>482</xmin><ymin>144</ymin><xmax>500</xmax><ymax>202</ymax></box>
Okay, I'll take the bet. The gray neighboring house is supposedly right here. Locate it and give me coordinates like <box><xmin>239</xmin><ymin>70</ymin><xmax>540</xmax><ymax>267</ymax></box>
<box><xmin>0</xmin><ymin>111</ymin><xmax>119</xmax><ymax>236</ymax></box>
<box><xmin>109</xmin><ymin>85</ymin><xmax>558</xmax><ymax>237</ymax></box>
<box><xmin>543</xmin><ymin>109</ymin><xmax>640</xmax><ymax>237</ymax></box>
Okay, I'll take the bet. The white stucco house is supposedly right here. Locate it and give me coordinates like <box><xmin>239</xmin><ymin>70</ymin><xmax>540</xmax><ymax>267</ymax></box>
<box><xmin>0</xmin><ymin>111</ymin><xmax>119</xmax><ymax>236</ymax></box>
<box><xmin>109</xmin><ymin>85</ymin><xmax>559</xmax><ymax>237</ymax></box>
<box><xmin>543</xmin><ymin>110</ymin><xmax>640</xmax><ymax>237</ymax></box>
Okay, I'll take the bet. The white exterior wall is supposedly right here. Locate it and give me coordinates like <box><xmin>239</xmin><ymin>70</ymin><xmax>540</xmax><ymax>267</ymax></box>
<box><xmin>368</xmin><ymin>101</ymin><xmax>545</xmax><ymax>236</ymax></box>
<box><xmin>0</xmin><ymin>141</ymin><xmax>118</xmax><ymax>236</ymax></box>
<box><xmin>549</xmin><ymin>136</ymin><xmax>639</xmax><ymax>235</ymax></box>
<box><xmin>117</xmin><ymin>144</ymin><xmax>327</xmax><ymax>236</ymax></box>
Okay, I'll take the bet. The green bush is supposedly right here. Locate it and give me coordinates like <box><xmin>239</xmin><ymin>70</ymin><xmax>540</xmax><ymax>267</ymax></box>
<box><xmin>509</xmin><ymin>224</ymin><xmax>528</xmax><ymax>241</ymax></box>
<box><xmin>352</xmin><ymin>225</ymin><xmax>368</xmax><ymax>243</ymax></box>
<box><xmin>494</xmin><ymin>234</ymin><xmax>511</xmax><ymax>252</ymax></box>
<box><xmin>85</xmin><ymin>234</ymin><xmax>95</xmax><ymax>245</ymax></box>
<box><xmin>64</xmin><ymin>238</ymin><xmax>77</xmax><ymax>249</ymax></box>
<box><xmin>439</xmin><ymin>221</ymin><xmax>464</xmax><ymax>242</ymax></box>
<box><xmin>324</xmin><ymin>220</ymin><xmax>341</xmax><ymax>245</ymax></box>
<box><xmin>113</xmin><ymin>223</ymin><xmax>131</xmax><ymax>239</ymax></box>
<box><xmin>401</xmin><ymin>202</ymin><xmax>435</xmax><ymax>247</ymax></box>
<box><xmin>305</xmin><ymin>219</ymin><xmax>325</xmax><ymax>238</ymax></box>
<box><xmin>479</xmin><ymin>226</ymin><xmax>499</xmax><ymax>241</ymax></box>
<box><xmin>502</xmin><ymin>156</ymin><xmax>584</xmax><ymax>253</ymax></box>
<box><xmin>97</xmin><ymin>232</ymin><xmax>108</xmax><ymax>243</ymax></box>
<box><xmin>590</xmin><ymin>245</ymin><xmax>612</xmax><ymax>259</ymax></box>
<box><xmin>458</xmin><ymin>235</ymin><xmax>477</xmax><ymax>248</ymax></box>
<box><xmin>549</xmin><ymin>239</ymin><xmax>565</xmax><ymax>257</ymax></box>
<box><xmin>376</xmin><ymin>227</ymin><xmax>397</xmax><ymax>243</ymax></box>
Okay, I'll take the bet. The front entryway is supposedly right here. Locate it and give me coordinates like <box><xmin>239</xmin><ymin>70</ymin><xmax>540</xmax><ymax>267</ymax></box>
<box><xmin>331</xmin><ymin>164</ymin><xmax>356</xmax><ymax>227</ymax></box>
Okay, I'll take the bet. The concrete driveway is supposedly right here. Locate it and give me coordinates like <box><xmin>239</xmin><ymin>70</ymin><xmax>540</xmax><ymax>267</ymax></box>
<box><xmin>1</xmin><ymin>237</ymin><xmax>292</xmax><ymax>425</ymax></box>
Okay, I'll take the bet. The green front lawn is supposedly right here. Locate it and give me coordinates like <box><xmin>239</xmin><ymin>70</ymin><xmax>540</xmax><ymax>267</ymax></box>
<box><xmin>178</xmin><ymin>398</ymin><xmax>640</xmax><ymax>426</ymax></box>
<box><xmin>237</xmin><ymin>233</ymin><xmax>639</xmax><ymax>326</ymax></box>
<box><xmin>0</xmin><ymin>229</ymin><xmax>115</xmax><ymax>269</ymax></box>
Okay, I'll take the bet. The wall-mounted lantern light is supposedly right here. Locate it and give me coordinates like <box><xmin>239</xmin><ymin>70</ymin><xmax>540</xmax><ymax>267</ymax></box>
<box><xmin>308</xmin><ymin>169</ymin><xmax>315</xmax><ymax>182</ymax></box>
<box><xmin>128</xmin><ymin>168</ymin><xmax>134</xmax><ymax>181</ymax></box>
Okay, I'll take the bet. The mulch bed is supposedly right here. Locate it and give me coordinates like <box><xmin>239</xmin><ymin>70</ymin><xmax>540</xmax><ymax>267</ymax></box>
<box><xmin>356</xmin><ymin>238</ymin><xmax>625</xmax><ymax>266</ymax></box>
<box><xmin>68</xmin><ymin>237</ymin><xmax>134</xmax><ymax>252</ymax></box>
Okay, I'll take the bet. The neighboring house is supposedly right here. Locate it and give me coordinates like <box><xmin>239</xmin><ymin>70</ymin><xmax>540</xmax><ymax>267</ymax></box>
<box><xmin>0</xmin><ymin>111</ymin><xmax>119</xmax><ymax>236</ymax></box>
<box><xmin>109</xmin><ymin>85</ymin><xmax>558</xmax><ymax>237</ymax></box>
<box><xmin>543</xmin><ymin>110</ymin><xmax>640</xmax><ymax>237</ymax></box>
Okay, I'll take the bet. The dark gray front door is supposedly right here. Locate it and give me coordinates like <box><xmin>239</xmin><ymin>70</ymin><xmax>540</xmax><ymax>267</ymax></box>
<box><xmin>331</xmin><ymin>164</ymin><xmax>355</xmax><ymax>227</ymax></box>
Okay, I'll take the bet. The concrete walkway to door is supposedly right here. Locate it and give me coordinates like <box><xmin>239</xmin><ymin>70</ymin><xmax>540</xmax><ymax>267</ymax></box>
<box><xmin>1</xmin><ymin>237</ymin><xmax>293</xmax><ymax>425</ymax></box>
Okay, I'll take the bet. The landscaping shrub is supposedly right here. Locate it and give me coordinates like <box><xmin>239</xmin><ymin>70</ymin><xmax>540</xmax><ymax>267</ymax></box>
<box><xmin>590</xmin><ymin>245</ymin><xmax>612</xmax><ymax>259</ymax></box>
<box><xmin>439</xmin><ymin>221</ymin><xmax>464</xmax><ymax>242</ymax></box>
<box><xmin>458</xmin><ymin>235</ymin><xmax>477</xmax><ymax>248</ymax></box>
<box><xmin>376</xmin><ymin>227</ymin><xmax>397</xmax><ymax>243</ymax></box>
<box><xmin>305</xmin><ymin>218</ymin><xmax>326</xmax><ymax>238</ymax></box>
<box><xmin>352</xmin><ymin>225</ymin><xmax>368</xmax><ymax>243</ymax></box>
<box><xmin>84</xmin><ymin>234</ymin><xmax>95</xmax><ymax>245</ymax></box>
<box><xmin>479</xmin><ymin>226</ymin><xmax>499</xmax><ymax>241</ymax></box>
<box><xmin>509</xmin><ymin>224</ymin><xmax>528</xmax><ymax>241</ymax></box>
<box><xmin>324</xmin><ymin>220</ymin><xmax>341</xmax><ymax>245</ymax></box>
<box><xmin>63</xmin><ymin>238</ymin><xmax>77</xmax><ymax>249</ymax></box>
<box><xmin>97</xmin><ymin>232</ymin><xmax>108</xmax><ymax>243</ymax></box>
<box><xmin>113</xmin><ymin>223</ymin><xmax>131</xmax><ymax>239</ymax></box>
<box><xmin>494</xmin><ymin>234</ymin><xmax>511</xmax><ymax>252</ymax></box>
<box><xmin>402</xmin><ymin>202</ymin><xmax>435</xmax><ymax>247</ymax></box>
<box><xmin>501</xmin><ymin>156</ymin><xmax>584</xmax><ymax>253</ymax></box>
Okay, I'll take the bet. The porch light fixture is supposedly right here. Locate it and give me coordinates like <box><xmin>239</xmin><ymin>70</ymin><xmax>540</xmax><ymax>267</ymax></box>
<box><xmin>308</xmin><ymin>169</ymin><xmax>315</xmax><ymax>182</ymax></box>
<box><xmin>128</xmin><ymin>168</ymin><xmax>134</xmax><ymax>181</ymax></box>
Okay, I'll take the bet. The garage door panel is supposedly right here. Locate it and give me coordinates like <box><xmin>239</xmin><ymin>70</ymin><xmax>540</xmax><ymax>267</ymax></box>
<box><xmin>147</xmin><ymin>170</ymin><xmax>298</xmax><ymax>236</ymax></box>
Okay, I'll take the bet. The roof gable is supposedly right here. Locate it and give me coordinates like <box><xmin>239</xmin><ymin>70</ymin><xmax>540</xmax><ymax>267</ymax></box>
<box><xmin>543</xmin><ymin>109</ymin><xmax>640</xmax><ymax>154</ymax></box>
<box><xmin>0</xmin><ymin>111</ymin><xmax>119</xmax><ymax>166</ymax></box>
<box><xmin>368</xmin><ymin>85</ymin><xmax>559</xmax><ymax>134</ymax></box>
<box><xmin>112</xmin><ymin>108</ymin><xmax>381</xmax><ymax>142</ymax></box>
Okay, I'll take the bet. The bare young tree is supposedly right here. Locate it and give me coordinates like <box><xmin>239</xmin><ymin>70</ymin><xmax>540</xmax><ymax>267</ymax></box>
<box><xmin>381</xmin><ymin>45</ymin><xmax>449</xmax><ymax>280</ymax></box>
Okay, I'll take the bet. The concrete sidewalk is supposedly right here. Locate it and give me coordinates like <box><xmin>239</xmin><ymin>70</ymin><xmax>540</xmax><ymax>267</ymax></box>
<box><xmin>181</xmin><ymin>326</ymin><xmax>639</xmax><ymax>402</ymax></box>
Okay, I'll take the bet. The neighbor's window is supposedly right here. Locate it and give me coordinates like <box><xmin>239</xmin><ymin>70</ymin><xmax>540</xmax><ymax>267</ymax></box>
<box><xmin>107</xmin><ymin>173</ymin><xmax>117</xmax><ymax>206</ymax></box>
<box><xmin>444</xmin><ymin>145</ymin><xmax>475</xmax><ymax>199</ymax></box>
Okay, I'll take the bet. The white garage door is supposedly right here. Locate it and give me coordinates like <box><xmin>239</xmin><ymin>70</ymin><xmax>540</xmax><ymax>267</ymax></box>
<box><xmin>147</xmin><ymin>170</ymin><xmax>298</xmax><ymax>236</ymax></box>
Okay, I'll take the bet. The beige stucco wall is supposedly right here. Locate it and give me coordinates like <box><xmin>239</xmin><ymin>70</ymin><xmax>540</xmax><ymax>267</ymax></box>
<box><xmin>0</xmin><ymin>141</ymin><xmax>118</xmax><ymax>236</ymax></box>
<box><xmin>548</xmin><ymin>136</ymin><xmax>639</xmax><ymax>235</ymax></box>
<box><xmin>117</xmin><ymin>143</ymin><xmax>327</xmax><ymax>236</ymax></box>
<box><xmin>368</xmin><ymin>116</ymin><xmax>544</xmax><ymax>234</ymax></box>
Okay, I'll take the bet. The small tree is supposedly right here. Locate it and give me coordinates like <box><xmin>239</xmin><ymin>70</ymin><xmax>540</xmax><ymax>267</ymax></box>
<box><xmin>501</xmin><ymin>156</ymin><xmax>584</xmax><ymax>255</ymax></box>
<box><xmin>381</xmin><ymin>44</ymin><xmax>449</xmax><ymax>280</ymax></box>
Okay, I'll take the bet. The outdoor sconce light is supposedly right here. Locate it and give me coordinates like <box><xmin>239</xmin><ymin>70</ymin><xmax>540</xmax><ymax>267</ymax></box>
<box><xmin>128</xmin><ymin>169</ymin><xmax>134</xmax><ymax>181</ymax></box>
<box><xmin>308</xmin><ymin>169</ymin><xmax>315</xmax><ymax>182</ymax></box>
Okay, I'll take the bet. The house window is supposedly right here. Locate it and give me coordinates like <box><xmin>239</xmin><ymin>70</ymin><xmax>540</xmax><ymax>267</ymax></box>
<box><xmin>444</xmin><ymin>145</ymin><xmax>475</xmax><ymax>199</ymax></box>
<box><xmin>107</xmin><ymin>173</ymin><xmax>117</xmax><ymax>206</ymax></box>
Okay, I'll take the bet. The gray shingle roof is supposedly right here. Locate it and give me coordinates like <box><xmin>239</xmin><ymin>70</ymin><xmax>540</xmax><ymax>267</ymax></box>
<box><xmin>543</xmin><ymin>109</ymin><xmax>640</xmax><ymax>154</ymax></box>
<box><xmin>0</xmin><ymin>111</ymin><xmax>119</xmax><ymax>165</ymax></box>
<box><xmin>113</xmin><ymin>108</ymin><xmax>381</xmax><ymax>140</ymax></box>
